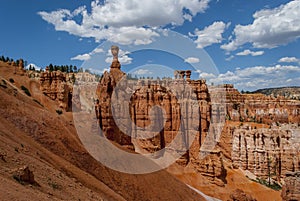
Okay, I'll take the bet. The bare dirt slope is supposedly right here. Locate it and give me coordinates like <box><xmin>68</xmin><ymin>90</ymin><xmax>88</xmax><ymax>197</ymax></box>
<box><xmin>0</xmin><ymin>62</ymin><xmax>205</xmax><ymax>201</ymax></box>
<box><xmin>169</xmin><ymin>162</ymin><xmax>282</xmax><ymax>201</ymax></box>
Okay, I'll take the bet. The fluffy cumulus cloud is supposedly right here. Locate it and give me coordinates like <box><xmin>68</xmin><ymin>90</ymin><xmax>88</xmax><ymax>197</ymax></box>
<box><xmin>198</xmin><ymin>72</ymin><xmax>216</xmax><ymax>79</ymax></box>
<box><xmin>71</xmin><ymin>47</ymin><xmax>104</xmax><ymax>61</ymax></box>
<box><xmin>185</xmin><ymin>57</ymin><xmax>200</xmax><ymax>63</ymax></box>
<box><xmin>71</xmin><ymin>53</ymin><xmax>91</xmax><ymax>61</ymax></box>
<box><xmin>190</xmin><ymin>21</ymin><xmax>229</xmax><ymax>48</ymax></box>
<box><xmin>221</xmin><ymin>0</ymin><xmax>300</xmax><ymax>51</ymax></box>
<box><xmin>201</xmin><ymin>64</ymin><xmax>300</xmax><ymax>91</ymax></box>
<box><xmin>236</xmin><ymin>49</ymin><xmax>264</xmax><ymax>56</ymax></box>
<box><xmin>38</xmin><ymin>0</ymin><xmax>211</xmax><ymax>45</ymax></box>
<box><xmin>278</xmin><ymin>57</ymin><xmax>299</xmax><ymax>63</ymax></box>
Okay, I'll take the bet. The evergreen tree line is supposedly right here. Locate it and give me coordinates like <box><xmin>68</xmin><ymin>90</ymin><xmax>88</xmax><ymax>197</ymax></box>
<box><xmin>28</xmin><ymin>65</ymin><xmax>36</xmax><ymax>71</ymax></box>
<box><xmin>0</xmin><ymin>55</ymin><xmax>12</xmax><ymax>63</ymax></box>
<box><xmin>0</xmin><ymin>54</ymin><xmax>83</xmax><ymax>73</ymax></box>
<box><xmin>0</xmin><ymin>55</ymin><xmax>26</xmax><ymax>68</ymax></box>
<box><xmin>48</xmin><ymin>63</ymin><xmax>79</xmax><ymax>73</ymax></box>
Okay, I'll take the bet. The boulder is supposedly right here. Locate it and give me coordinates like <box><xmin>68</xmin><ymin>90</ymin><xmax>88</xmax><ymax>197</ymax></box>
<box><xmin>13</xmin><ymin>166</ymin><xmax>36</xmax><ymax>185</ymax></box>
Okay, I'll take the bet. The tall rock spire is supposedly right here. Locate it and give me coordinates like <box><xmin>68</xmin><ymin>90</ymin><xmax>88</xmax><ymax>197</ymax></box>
<box><xmin>110</xmin><ymin>45</ymin><xmax>121</xmax><ymax>70</ymax></box>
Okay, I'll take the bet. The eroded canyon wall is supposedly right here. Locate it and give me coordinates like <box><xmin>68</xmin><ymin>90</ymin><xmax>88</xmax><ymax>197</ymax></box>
<box><xmin>39</xmin><ymin>68</ymin><xmax>74</xmax><ymax>111</ymax></box>
<box><xmin>281</xmin><ymin>171</ymin><xmax>300</xmax><ymax>201</ymax></box>
<box><xmin>231</xmin><ymin>126</ymin><xmax>300</xmax><ymax>181</ymax></box>
<box><xmin>224</xmin><ymin>84</ymin><xmax>300</xmax><ymax>124</ymax></box>
<box><xmin>37</xmin><ymin>47</ymin><xmax>300</xmax><ymax>189</ymax></box>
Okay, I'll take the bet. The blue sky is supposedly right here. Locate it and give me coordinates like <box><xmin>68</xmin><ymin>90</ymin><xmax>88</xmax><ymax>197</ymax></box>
<box><xmin>1</xmin><ymin>0</ymin><xmax>300</xmax><ymax>91</ymax></box>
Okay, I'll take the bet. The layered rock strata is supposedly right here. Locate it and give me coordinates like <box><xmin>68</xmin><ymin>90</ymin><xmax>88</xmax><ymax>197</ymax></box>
<box><xmin>232</xmin><ymin>126</ymin><xmax>300</xmax><ymax>181</ymax></box>
<box><xmin>39</xmin><ymin>67</ymin><xmax>74</xmax><ymax>110</ymax></box>
<box><xmin>223</xmin><ymin>84</ymin><xmax>300</xmax><ymax>124</ymax></box>
<box><xmin>95</xmin><ymin>46</ymin><xmax>226</xmax><ymax>184</ymax></box>
<box><xmin>281</xmin><ymin>171</ymin><xmax>300</xmax><ymax>201</ymax></box>
<box><xmin>94</xmin><ymin>46</ymin><xmax>300</xmax><ymax>186</ymax></box>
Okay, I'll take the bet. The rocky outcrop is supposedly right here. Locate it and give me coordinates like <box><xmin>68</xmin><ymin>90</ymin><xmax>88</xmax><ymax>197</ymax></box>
<box><xmin>281</xmin><ymin>171</ymin><xmax>300</xmax><ymax>201</ymax></box>
<box><xmin>216</xmin><ymin>85</ymin><xmax>300</xmax><ymax>187</ymax></box>
<box><xmin>223</xmin><ymin>84</ymin><xmax>300</xmax><ymax>124</ymax></box>
<box><xmin>39</xmin><ymin>67</ymin><xmax>74</xmax><ymax>111</ymax></box>
<box><xmin>95</xmin><ymin>46</ymin><xmax>226</xmax><ymax>185</ymax></box>
<box><xmin>92</xmin><ymin>46</ymin><xmax>300</xmax><ymax>188</ymax></box>
<box><xmin>18</xmin><ymin>59</ymin><xmax>24</xmax><ymax>68</ymax></box>
<box><xmin>253</xmin><ymin>87</ymin><xmax>300</xmax><ymax>100</ymax></box>
<box><xmin>193</xmin><ymin>151</ymin><xmax>227</xmax><ymax>186</ymax></box>
<box><xmin>12</xmin><ymin>166</ymin><xmax>36</xmax><ymax>185</ymax></box>
<box><xmin>95</xmin><ymin>46</ymin><xmax>130</xmax><ymax>146</ymax></box>
<box><xmin>75</xmin><ymin>72</ymin><xmax>98</xmax><ymax>83</ymax></box>
<box><xmin>229</xmin><ymin>189</ymin><xmax>257</xmax><ymax>201</ymax></box>
<box><xmin>95</xmin><ymin>50</ymin><xmax>212</xmax><ymax>154</ymax></box>
<box><xmin>27</xmin><ymin>71</ymin><xmax>40</xmax><ymax>79</ymax></box>
<box><xmin>129</xmin><ymin>77</ymin><xmax>211</xmax><ymax>163</ymax></box>
<box><xmin>232</xmin><ymin>126</ymin><xmax>300</xmax><ymax>181</ymax></box>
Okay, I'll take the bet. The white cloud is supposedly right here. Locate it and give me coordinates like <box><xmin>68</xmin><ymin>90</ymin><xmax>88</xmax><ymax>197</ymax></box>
<box><xmin>185</xmin><ymin>57</ymin><xmax>200</xmax><ymax>64</ymax></box>
<box><xmin>71</xmin><ymin>46</ymin><xmax>133</xmax><ymax>64</ymax></box>
<box><xmin>278</xmin><ymin>57</ymin><xmax>299</xmax><ymax>63</ymax></box>
<box><xmin>183</xmin><ymin>14</ymin><xmax>193</xmax><ymax>22</ymax></box>
<box><xmin>190</xmin><ymin>21</ymin><xmax>228</xmax><ymax>48</ymax></box>
<box><xmin>105</xmin><ymin>49</ymin><xmax>132</xmax><ymax>65</ymax></box>
<box><xmin>38</xmin><ymin>0</ymin><xmax>211</xmax><ymax>45</ymax></box>
<box><xmin>225</xmin><ymin>55</ymin><xmax>235</xmax><ymax>61</ymax></box>
<box><xmin>236</xmin><ymin>49</ymin><xmax>264</xmax><ymax>56</ymax></box>
<box><xmin>92</xmin><ymin>47</ymin><xmax>105</xmax><ymax>54</ymax></box>
<box><xmin>105</xmin><ymin>55</ymin><xmax>132</xmax><ymax>65</ymax></box>
<box><xmin>71</xmin><ymin>53</ymin><xmax>91</xmax><ymax>61</ymax></box>
<box><xmin>199</xmin><ymin>72</ymin><xmax>216</xmax><ymax>79</ymax></box>
<box><xmin>195</xmin><ymin>69</ymin><xmax>202</xmax><ymax>74</ymax></box>
<box><xmin>221</xmin><ymin>1</ymin><xmax>300</xmax><ymax>51</ymax></box>
<box><xmin>71</xmin><ymin>47</ymin><xmax>105</xmax><ymax>61</ymax></box>
<box><xmin>203</xmin><ymin>64</ymin><xmax>300</xmax><ymax>91</ymax></box>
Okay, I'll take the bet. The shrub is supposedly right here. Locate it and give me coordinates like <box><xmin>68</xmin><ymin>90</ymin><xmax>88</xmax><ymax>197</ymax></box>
<box><xmin>256</xmin><ymin>178</ymin><xmax>282</xmax><ymax>191</ymax></box>
<box><xmin>47</xmin><ymin>178</ymin><xmax>61</xmax><ymax>190</ymax></box>
<box><xmin>21</xmin><ymin>85</ymin><xmax>31</xmax><ymax>96</ymax></box>
<box><xmin>49</xmin><ymin>182</ymin><xmax>61</xmax><ymax>189</ymax></box>
<box><xmin>56</xmin><ymin>109</ymin><xmax>63</xmax><ymax>115</ymax></box>
<box><xmin>9</xmin><ymin>78</ymin><xmax>14</xmax><ymax>83</ymax></box>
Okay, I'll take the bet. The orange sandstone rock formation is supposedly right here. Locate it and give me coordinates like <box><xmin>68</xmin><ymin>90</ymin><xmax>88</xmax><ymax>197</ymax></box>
<box><xmin>281</xmin><ymin>171</ymin><xmax>300</xmax><ymax>201</ymax></box>
<box><xmin>95</xmin><ymin>46</ymin><xmax>227</xmax><ymax>185</ymax></box>
<box><xmin>39</xmin><ymin>67</ymin><xmax>74</xmax><ymax>111</ymax></box>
